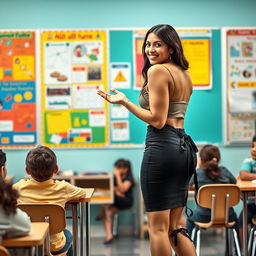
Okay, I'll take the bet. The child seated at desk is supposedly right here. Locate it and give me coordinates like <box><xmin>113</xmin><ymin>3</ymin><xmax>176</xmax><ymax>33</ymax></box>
<box><xmin>238</xmin><ymin>135</ymin><xmax>256</xmax><ymax>244</ymax></box>
<box><xmin>0</xmin><ymin>149</ymin><xmax>31</xmax><ymax>256</ymax></box>
<box><xmin>13</xmin><ymin>145</ymin><xmax>87</xmax><ymax>256</ymax></box>
<box><xmin>96</xmin><ymin>158</ymin><xmax>135</xmax><ymax>244</ymax></box>
<box><xmin>185</xmin><ymin>144</ymin><xmax>239</xmax><ymax>238</ymax></box>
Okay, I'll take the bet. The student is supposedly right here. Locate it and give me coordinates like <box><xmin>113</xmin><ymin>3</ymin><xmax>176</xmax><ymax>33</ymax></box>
<box><xmin>13</xmin><ymin>145</ymin><xmax>87</xmax><ymax>256</ymax></box>
<box><xmin>0</xmin><ymin>149</ymin><xmax>31</xmax><ymax>256</ymax></box>
<box><xmin>98</xmin><ymin>24</ymin><xmax>197</xmax><ymax>256</ymax></box>
<box><xmin>0</xmin><ymin>149</ymin><xmax>31</xmax><ymax>238</ymax></box>
<box><xmin>186</xmin><ymin>144</ymin><xmax>239</xmax><ymax>237</ymax></box>
<box><xmin>238</xmin><ymin>135</ymin><xmax>256</xmax><ymax>244</ymax></box>
<box><xmin>96</xmin><ymin>158</ymin><xmax>135</xmax><ymax>244</ymax></box>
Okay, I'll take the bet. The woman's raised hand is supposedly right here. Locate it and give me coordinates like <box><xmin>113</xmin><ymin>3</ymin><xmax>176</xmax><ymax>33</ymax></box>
<box><xmin>97</xmin><ymin>88</ymin><xmax>127</xmax><ymax>105</ymax></box>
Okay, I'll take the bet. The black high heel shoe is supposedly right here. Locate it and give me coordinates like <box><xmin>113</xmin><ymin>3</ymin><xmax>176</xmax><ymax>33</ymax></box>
<box><xmin>103</xmin><ymin>237</ymin><xmax>114</xmax><ymax>245</ymax></box>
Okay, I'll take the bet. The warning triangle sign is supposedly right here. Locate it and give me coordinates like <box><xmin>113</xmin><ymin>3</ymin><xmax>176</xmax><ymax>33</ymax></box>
<box><xmin>114</xmin><ymin>71</ymin><xmax>126</xmax><ymax>82</ymax></box>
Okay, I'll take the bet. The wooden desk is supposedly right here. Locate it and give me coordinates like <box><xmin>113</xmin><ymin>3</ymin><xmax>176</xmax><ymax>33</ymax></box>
<box><xmin>3</xmin><ymin>222</ymin><xmax>49</xmax><ymax>256</ymax></box>
<box><xmin>68</xmin><ymin>188</ymin><xmax>94</xmax><ymax>256</ymax></box>
<box><xmin>236</xmin><ymin>179</ymin><xmax>256</xmax><ymax>256</ymax></box>
<box><xmin>53</xmin><ymin>174</ymin><xmax>113</xmax><ymax>204</ymax></box>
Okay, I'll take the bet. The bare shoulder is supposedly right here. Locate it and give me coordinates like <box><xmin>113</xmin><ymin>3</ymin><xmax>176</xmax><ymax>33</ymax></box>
<box><xmin>148</xmin><ymin>64</ymin><xmax>169</xmax><ymax>75</ymax></box>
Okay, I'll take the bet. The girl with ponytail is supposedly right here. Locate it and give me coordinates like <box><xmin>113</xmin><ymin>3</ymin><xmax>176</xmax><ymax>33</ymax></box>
<box><xmin>186</xmin><ymin>144</ymin><xmax>239</xmax><ymax>238</ymax></box>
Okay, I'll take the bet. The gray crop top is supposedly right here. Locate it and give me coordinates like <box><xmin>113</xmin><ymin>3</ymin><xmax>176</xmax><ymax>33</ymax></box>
<box><xmin>139</xmin><ymin>66</ymin><xmax>188</xmax><ymax>119</ymax></box>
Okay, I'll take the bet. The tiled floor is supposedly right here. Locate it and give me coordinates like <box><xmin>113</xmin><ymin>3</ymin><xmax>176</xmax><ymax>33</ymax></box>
<box><xmin>90</xmin><ymin>230</ymin><xmax>226</xmax><ymax>256</ymax></box>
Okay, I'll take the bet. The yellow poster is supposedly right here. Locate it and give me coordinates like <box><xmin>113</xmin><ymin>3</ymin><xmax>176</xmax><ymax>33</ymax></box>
<box><xmin>182</xmin><ymin>39</ymin><xmax>211</xmax><ymax>87</ymax></box>
<box><xmin>178</xmin><ymin>29</ymin><xmax>212</xmax><ymax>89</ymax></box>
<box><xmin>41</xmin><ymin>30</ymin><xmax>108</xmax><ymax>147</ymax></box>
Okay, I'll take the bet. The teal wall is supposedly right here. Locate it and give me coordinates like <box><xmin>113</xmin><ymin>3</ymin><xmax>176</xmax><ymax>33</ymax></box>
<box><xmin>1</xmin><ymin>0</ymin><xmax>256</xmax><ymax>228</ymax></box>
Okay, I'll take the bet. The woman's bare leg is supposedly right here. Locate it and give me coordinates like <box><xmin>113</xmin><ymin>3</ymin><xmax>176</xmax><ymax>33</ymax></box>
<box><xmin>147</xmin><ymin>210</ymin><xmax>172</xmax><ymax>256</ymax></box>
<box><xmin>169</xmin><ymin>207</ymin><xmax>197</xmax><ymax>256</ymax></box>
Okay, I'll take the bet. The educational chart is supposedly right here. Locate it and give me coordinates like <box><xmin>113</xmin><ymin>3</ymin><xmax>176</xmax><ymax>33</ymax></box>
<box><xmin>133</xmin><ymin>29</ymin><xmax>212</xmax><ymax>90</ymax></box>
<box><xmin>41</xmin><ymin>30</ymin><xmax>108</xmax><ymax>147</ymax></box>
<box><xmin>0</xmin><ymin>31</ymin><xmax>37</xmax><ymax>147</ymax></box>
<box><xmin>223</xmin><ymin>28</ymin><xmax>256</xmax><ymax>144</ymax></box>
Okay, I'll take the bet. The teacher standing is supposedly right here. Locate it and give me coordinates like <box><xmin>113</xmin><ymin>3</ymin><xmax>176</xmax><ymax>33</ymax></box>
<box><xmin>97</xmin><ymin>24</ymin><xmax>197</xmax><ymax>256</ymax></box>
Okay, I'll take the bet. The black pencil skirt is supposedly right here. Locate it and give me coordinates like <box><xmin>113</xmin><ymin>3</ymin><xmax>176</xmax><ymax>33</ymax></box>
<box><xmin>140</xmin><ymin>125</ymin><xmax>197</xmax><ymax>212</ymax></box>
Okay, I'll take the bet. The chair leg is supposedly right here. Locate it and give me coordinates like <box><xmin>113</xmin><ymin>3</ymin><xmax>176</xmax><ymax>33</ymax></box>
<box><xmin>112</xmin><ymin>213</ymin><xmax>119</xmax><ymax>237</ymax></box>
<box><xmin>252</xmin><ymin>230</ymin><xmax>256</xmax><ymax>256</ymax></box>
<box><xmin>248</xmin><ymin>225</ymin><xmax>256</xmax><ymax>255</ymax></box>
<box><xmin>196</xmin><ymin>229</ymin><xmax>200</xmax><ymax>256</ymax></box>
<box><xmin>232</xmin><ymin>229</ymin><xmax>242</xmax><ymax>256</ymax></box>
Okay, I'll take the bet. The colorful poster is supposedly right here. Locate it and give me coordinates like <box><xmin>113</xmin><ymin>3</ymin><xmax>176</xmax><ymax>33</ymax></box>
<box><xmin>226</xmin><ymin>29</ymin><xmax>256</xmax><ymax>113</ymax></box>
<box><xmin>229</xmin><ymin>116</ymin><xmax>255</xmax><ymax>142</ymax></box>
<box><xmin>111</xmin><ymin>120</ymin><xmax>130</xmax><ymax>141</ymax></box>
<box><xmin>0</xmin><ymin>31</ymin><xmax>37</xmax><ymax>147</ymax></box>
<box><xmin>110</xmin><ymin>63</ymin><xmax>131</xmax><ymax>89</ymax></box>
<box><xmin>178</xmin><ymin>29</ymin><xmax>212</xmax><ymax>89</ymax></box>
<box><xmin>223</xmin><ymin>28</ymin><xmax>256</xmax><ymax>144</ymax></box>
<box><xmin>133</xmin><ymin>30</ymin><xmax>146</xmax><ymax>90</ymax></box>
<box><xmin>133</xmin><ymin>29</ymin><xmax>212</xmax><ymax>90</ymax></box>
<box><xmin>41</xmin><ymin>30</ymin><xmax>108</xmax><ymax>147</ymax></box>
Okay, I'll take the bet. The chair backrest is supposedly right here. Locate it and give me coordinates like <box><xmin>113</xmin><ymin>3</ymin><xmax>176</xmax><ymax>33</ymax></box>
<box><xmin>17</xmin><ymin>203</ymin><xmax>66</xmax><ymax>235</ymax></box>
<box><xmin>197</xmin><ymin>184</ymin><xmax>240</xmax><ymax>225</ymax></box>
<box><xmin>0</xmin><ymin>246</ymin><xmax>9</xmax><ymax>256</ymax></box>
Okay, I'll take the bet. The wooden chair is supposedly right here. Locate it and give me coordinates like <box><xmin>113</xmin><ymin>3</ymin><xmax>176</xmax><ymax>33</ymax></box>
<box><xmin>191</xmin><ymin>184</ymin><xmax>241</xmax><ymax>256</ymax></box>
<box><xmin>17</xmin><ymin>204</ymin><xmax>67</xmax><ymax>256</ymax></box>
<box><xmin>0</xmin><ymin>246</ymin><xmax>9</xmax><ymax>256</ymax></box>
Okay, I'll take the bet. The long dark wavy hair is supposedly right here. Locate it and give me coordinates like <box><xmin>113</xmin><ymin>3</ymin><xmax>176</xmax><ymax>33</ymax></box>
<box><xmin>0</xmin><ymin>149</ymin><xmax>18</xmax><ymax>215</ymax></box>
<box><xmin>199</xmin><ymin>144</ymin><xmax>221</xmax><ymax>180</ymax></box>
<box><xmin>142</xmin><ymin>24</ymin><xmax>189</xmax><ymax>87</ymax></box>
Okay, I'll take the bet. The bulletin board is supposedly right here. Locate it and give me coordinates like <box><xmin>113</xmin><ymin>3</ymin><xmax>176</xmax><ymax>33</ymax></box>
<box><xmin>41</xmin><ymin>30</ymin><xmax>109</xmax><ymax>147</ymax></box>
<box><xmin>222</xmin><ymin>27</ymin><xmax>256</xmax><ymax>145</ymax></box>
<box><xmin>109</xmin><ymin>29</ymin><xmax>221</xmax><ymax>145</ymax></box>
<box><xmin>0</xmin><ymin>30</ymin><xmax>37</xmax><ymax>148</ymax></box>
<box><xmin>0</xmin><ymin>28</ymin><xmax>222</xmax><ymax>148</ymax></box>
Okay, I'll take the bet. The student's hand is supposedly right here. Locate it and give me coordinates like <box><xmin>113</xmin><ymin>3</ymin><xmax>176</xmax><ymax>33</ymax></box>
<box><xmin>114</xmin><ymin>168</ymin><xmax>120</xmax><ymax>176</ymax></box>
<box><xmin>97</xmin><ymin>88</ymin><xmax>127</xmax><ymax>105</ymax></box>
<box><xmin>115</xmin><ymin>190</ymin><xmax>125</xmax><ymax>197</ymax></box>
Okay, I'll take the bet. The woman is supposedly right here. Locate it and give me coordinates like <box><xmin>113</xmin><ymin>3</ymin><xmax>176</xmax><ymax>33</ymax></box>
<box><xmin>97</xmin><ymin>24</ymin><xmax>197</xmax><ymax>256</ymax></box>
<box><xmin>97</xmin><ymin>158</ymin><xmax>134</xmax><ymax>244</ymax></box>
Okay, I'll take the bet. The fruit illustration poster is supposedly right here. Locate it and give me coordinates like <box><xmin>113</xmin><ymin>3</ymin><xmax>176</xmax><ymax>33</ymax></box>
<box><xmin>41</xmin><ymin>30</ymin><xmax>108</xmax><ymax>147</ymax></box>
<box><xmin>0</xmin><ymin>31</ymin><xmax>37</xmax><ymax>147</ymax></box>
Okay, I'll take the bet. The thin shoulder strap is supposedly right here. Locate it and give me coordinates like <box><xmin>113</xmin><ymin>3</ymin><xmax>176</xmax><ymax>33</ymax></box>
<box><xmin>162</xmin><ymin>65</ymin><xmax>176</xmax><ymax>87</ymax></box>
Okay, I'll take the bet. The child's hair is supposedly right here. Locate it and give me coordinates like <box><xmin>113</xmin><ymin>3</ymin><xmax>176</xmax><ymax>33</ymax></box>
<box><xmin>26</xmin><ymin>145</ymin><xmax>57</xmax><ymax>182</ymax></box>
<box><xmin>0</xmin><ymin>179</ymin><xmax>18</xmax><ymax>215</ymax></box>
<box><xmin>0</xmin><ymin>150</ymin><xmax>18</xmax><ymax>215</ymax></box>
<box><xmin>0</xmin><ymin>149</ymin><xmax>6</xmax><ymax>168</ymax></box>
<box><xmin>114</xmin><ymin>158</ymin><xmax>135</xmax><ymax>186</ymax></box>
<box><xmin>252</xmin><ymin>135</ymin><xmax>256</xmax><ymax>146</ymax></box>
<box><xmin>199</xmin><ymin>144</ymin><xmax>221</xmax><ymax>180</ymax></box>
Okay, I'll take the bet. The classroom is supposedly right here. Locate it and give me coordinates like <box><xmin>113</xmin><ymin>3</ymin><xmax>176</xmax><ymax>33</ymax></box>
<box><xmin>0</xmin><ymin>0</ymin><xmax>256</xmax><ymax>255</ymax></box>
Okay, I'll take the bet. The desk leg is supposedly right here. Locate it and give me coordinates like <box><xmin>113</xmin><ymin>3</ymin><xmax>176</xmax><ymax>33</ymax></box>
<box><xmin>80</xmin><ymin>202</ymin><xmax>84</xmax><ymax>256</ymax></box>
<box><xmin>242</xmin><ymin>192</ymin><xmax>248</xmax><ymax>256</ymax></box>
<box><xmin>71</xmin><ymin>203</ymin><xmax>78</xmax><ymax>256</ymax></box>
<box><xmin>85</xmin><ymin>202</ymin><xmax>91</xmax><ymax>256</ymax></box>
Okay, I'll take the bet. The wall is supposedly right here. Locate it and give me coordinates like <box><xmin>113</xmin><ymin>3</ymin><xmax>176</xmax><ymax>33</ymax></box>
<box><xmin>1</xmin><ymin>0</ymin><xmax>255</xmax><ymax>234</ymax></box>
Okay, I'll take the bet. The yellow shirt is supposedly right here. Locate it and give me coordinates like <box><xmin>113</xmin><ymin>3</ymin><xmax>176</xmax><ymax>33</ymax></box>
<box><xmin>13</xmin><ymin>178</ymin><xmax>87</xmax><ymax>252</ymax></box>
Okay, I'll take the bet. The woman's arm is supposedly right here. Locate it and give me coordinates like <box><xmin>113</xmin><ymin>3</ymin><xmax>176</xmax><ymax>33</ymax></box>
<box><xmin>97</xmin><ymin>65</ymin><xmax>170</xmax><ymax>129</ymax></box>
